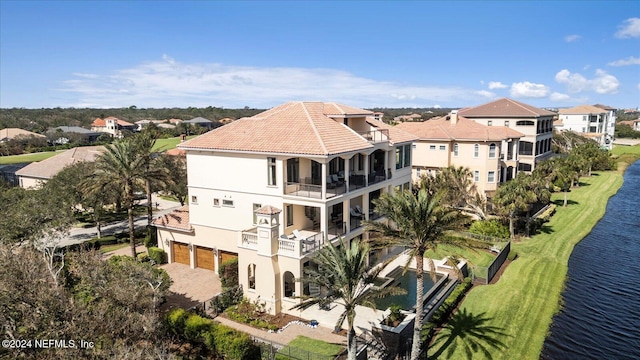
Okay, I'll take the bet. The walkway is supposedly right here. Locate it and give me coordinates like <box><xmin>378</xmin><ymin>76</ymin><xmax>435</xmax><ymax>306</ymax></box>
<box><xmin>215</xmin><ymin>315</ymin><xmax>347</xmax><ymax>346</ymax></box>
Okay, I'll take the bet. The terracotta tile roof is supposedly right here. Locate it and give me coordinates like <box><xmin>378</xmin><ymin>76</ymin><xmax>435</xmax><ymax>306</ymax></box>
<box><xmin>255</xmin><ymin>205</ymin><xmax>281</xmax><ymax>215</ymax></box>
<box><xmin>618</xmin><ymin>120</ymin><xmax>640</xmax><ymax>126</ymax></box>
<box><xmin>165</xmin><ymin>148</ymin><xmax>186</xmax><ymax>156</ymax></box>
<box><xmin>558</xmin><ymin>105</ymin><xmax>608</xmax><ymax>114</ymax></box>
<box><xmin>593</xmin><ymin>104</ymin><xmax>616</xmax><ymax>111</ymax></box>
<box><xmin>365</xmin><ymin>120</ymin><xmax>418</xmax><ymax>144</ymax></box>
<box><xmin>458</xmin><ymin>98</ymin><xmax>556</xmax><ymax>117</ymax></box>
<box><xmin>395</xmin><ymin>116</ymin><xmax>524</xmax><ymax>142</ymax></box>
<box><xmin>0</xmin><ymin>128</ymin><xmax>46</xmax><ymax>140</ymax></box>
<box><xmin>153</xmin><ymin>205</ymin><xmax>192</xmax><ymax>232</ymax></box>
<box><xmin>554</xmin><ymin>119</ymin><xmax>564</xmax><ymax>126</ymax></box>
<box><xmin>179</xmin><ymin>101</ymin><xmax>379</xmax><ymax>156</ymax></box>
<box><xmin>15</xmin><ymin>145</ymin><xmax>105</xmax><ymax>179</ymax></box>
<box><xmin>92</xmin><ymin>117</ymin><xmax>135</xmax><ymax>127</ymax></box>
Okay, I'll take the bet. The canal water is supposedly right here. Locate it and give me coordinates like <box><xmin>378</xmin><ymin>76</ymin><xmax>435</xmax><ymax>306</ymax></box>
<box><xmin>542</xmin><ymin>160</ymin><xmax>640</xmax><ymax>359</ymax></box>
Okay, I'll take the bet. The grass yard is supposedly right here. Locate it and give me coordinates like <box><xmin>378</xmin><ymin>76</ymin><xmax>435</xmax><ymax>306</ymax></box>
<box><xmin>99</xmin><ymin>243</ymin><xmax>129</xmax><ymax>254</ymax></box>
<box><xmin>0</xmin><ymin>150</ymin><xmax>63</xmax><ymax>165</ymax></box>
<box><xmin>428</xmin><ymin>170</ymin><xmax>625</xmax><ymax>359</ymax></box>
<box><xmin>611</xmin><ymin>144</ymin><xmax>640</xmax><ymax>173</ymax></box>
<box><xmin>425</xmin><ymin>244</ymin><xmax>497</xmax><ymax>269</ymax></box>
<box><xmin>152</xmin><ymin>135</ymin><xmax>196</xmax><ymax>152</ymax></box>
<box><xmin>276</xmin><ymin>336</ymin><xmax>343</xmax><ymax>360</ymax></box>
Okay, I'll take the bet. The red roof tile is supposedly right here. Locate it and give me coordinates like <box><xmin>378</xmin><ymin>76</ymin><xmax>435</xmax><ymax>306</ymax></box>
<box><xmin>458</xmin><ymin>98</ymin><xmax>556</xmax><ymax>117</ymax></box>
<box><xmin>395</xmin><ymin>116</ymin><xmax>524</xmax><ymax>142</ymax></box>
<box><xmin>153</xmin><ymin>205</ymin><xmax>192</xmax><ymax>232</ymax></box>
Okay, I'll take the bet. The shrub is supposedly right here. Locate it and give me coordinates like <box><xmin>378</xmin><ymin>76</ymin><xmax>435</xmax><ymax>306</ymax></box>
<box><xmin>219</xmin><ymin>257</ymin><xmax>239</xmax><ymax>289</ymax></box>
<box><xmin>144</xmin><ymin>225</ymin><xmax>158</xmax><ymax>248</ymax></box>
<box><xmin>184</xmin><ymin>313</ymin><xmax>213</xmax><ymax>341</ymax></box>
<box><xmin>137</xmin><ymin>253</ymin><xmax>150</xmax><ymax>262</ymax></box>
<box><xmin>469</xmin><ymin>219</ymin><xmax>510</xmax><ymax>240</ymax></box>
<box><xmin>507</xmin><ymin>250</ymin><xmax>518</xmax><ymax>261</ymax></box>
<box><xmin>210</xmin><ymin>286</ymin><xmax>243</xmax><ymax>314</ymax></box>
<box><xmin>147</xmin><ymin>246</ymin><xmax>166</xmax><ymax>264</ymax></box>
<box><xmin>428</xmin><ymin>277</ymin><xmax>473</xmax><ymax>326</ymax></box>
<box><xmin>166</xmin><ymin>308</ymin><xmax>189</xmax><ymax>335</ymax></box>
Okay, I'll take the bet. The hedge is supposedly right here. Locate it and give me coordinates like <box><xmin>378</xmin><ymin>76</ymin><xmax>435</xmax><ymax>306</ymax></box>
<box><xmin>422</xmin><ymin>277</ymin><xmax>473</xmax><ymax>340</ymax></box>
<box><xmin>165</xmin><ymin>308</ymin><xmax>260</xmax><ymax>360</ymax></box>
<box><xmin>147</xmin><ymin>247</ymin><xmax>166</xmax><ymax>264</ymax></box>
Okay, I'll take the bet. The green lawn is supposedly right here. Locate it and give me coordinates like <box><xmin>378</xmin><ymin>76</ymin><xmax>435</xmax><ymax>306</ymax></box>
<box><xmin>276</xmin><ymin>336</ymin><xmax>343</xmax><ymax>360</ymax></box>
<box><xmin>428</xmin><ymin>171</ymin><xmax>624</xmax><ymax>359</ymax></box>
<box><xmin>152</xmin><ymin>135</ymin><xmax>197</xmax><ymax>152</ymax></box>
<box><xmin>0</xmin><ymin>150</ymin><xmax>63</xmax><ymax>165</ymax></box>
<box><xmin>425</xmin><ymin>244</ymin><xmax>498</xmax><ymax>269</ymax></box>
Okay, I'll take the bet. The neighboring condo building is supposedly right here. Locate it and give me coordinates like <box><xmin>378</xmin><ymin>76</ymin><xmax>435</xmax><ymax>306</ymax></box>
<box><xmin>154</xmin><ymin>101</ymin><xmax>416</xmax><ymax>315</ymax></box>
<box><xmin>458</xmin><ymin>98</ymin><xmax>555</xmax><ymax>172</ymax></box>
<box><xmin>396</xmin><ymin>111</ymin><xmax>524</xmax><ymax>197</ymax></box>
<box><xmin>557</xmin><ymin>104</ymin><xmax>616</xmax><ymax>149</ymax></box>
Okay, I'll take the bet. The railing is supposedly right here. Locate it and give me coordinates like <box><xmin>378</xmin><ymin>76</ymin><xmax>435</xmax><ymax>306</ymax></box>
<box><xmin>278</xmin><ymin>232</ymin><xmax>325</xmax><ymax>257</ymax></box>
<box><xmin>240</xmin><ymin>228</ymin><xmax>258</xmax><ymax>249</ymax></box>
<box><xmin>328</xmin><ymin>221</ymin><xmax>347</xmax><ymax>237</ymax></box>
<box><xmin>357</xmin><ymin>129</ymin><xmax>389</xmax><ymax>143</ymax></box>
<box><xmin>284</xmin><ymin>181</ymin><xmax>323</xmax><ymax>199</ymax></box>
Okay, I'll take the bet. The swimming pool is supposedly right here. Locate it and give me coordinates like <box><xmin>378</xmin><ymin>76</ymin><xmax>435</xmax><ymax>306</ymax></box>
<box><xmin>374</xmin><ymin>268</ymin><xmax>445</xmax><ymax>311</ymax></box>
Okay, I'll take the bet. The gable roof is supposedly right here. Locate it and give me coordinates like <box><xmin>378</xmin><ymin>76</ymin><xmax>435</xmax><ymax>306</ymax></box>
<box><xmin>180</xmin><ymin>101</ymin><xmax>407</xmax><ymax>156</ymax></box>
<box><xmin>0</xmin><ymin>128</ymin><xmax>46</xmax><ymax>141</ymax></box>
<box><xmin>458</xmin><ymin>98</ymin><xmax>556</xmax><ymax>118</ymax></box>
<box><xmin>153</xmin><ymin>205</ymin><xmax>192</xmax><ymax>232</ymax></box>
<box><xmin>15</xmin><ymin>145</ymin><xmax>105</xmax><ymax>180</ymax></box>
<box><xmin>395</xmin><ymin>116</ymin><xmax>524</xmax><ymax>142</ymax></box>
<box><xmin>47</xmin><ymin>126</ymin><xmax>101</xmax><ymax>135</ymax></box>
<box><xmin>558</xmin><ymin>105</ymin><xmax>608</xmax><ymax>114</ymax></box>
<box><xmin>593</xmin><ymin>104</ymin><xmax>616</xmax><ymax>111</ymax></box>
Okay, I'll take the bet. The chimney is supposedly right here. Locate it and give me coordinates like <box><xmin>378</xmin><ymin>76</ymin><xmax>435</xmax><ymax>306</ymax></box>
<box><xmin>450</xmin><ymin>110</ymin><xmax>458</xmax><ymax>125</ymax></box>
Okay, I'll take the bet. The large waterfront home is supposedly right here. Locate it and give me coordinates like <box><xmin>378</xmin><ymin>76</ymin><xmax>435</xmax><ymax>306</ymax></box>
<box><xmin>458</xmin><ymin>98</ymin><xmax>555</xmax><ymax>172</ymax></box>
<box><xmin>395</xmin><ymin>110</ymin><xmax>524</xmax><ymax>197</ymax></box>
<box><xmin>154</xmin><ymin>101</ymin><xmax>417</xmax><ymax>315</ymax></box>
<box><xmin>557</xmin><ymin>104</ymin><xmax>616</xmax><ymax>149</ymax></box>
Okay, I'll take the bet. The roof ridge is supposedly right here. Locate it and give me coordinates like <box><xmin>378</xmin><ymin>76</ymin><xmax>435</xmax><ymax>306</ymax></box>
<box><xmin>302</xmin><ymin>103</ymin><xmax>328</xmax><ymax>155</ymax></box>
<box><xmin>507</xmin><ymin>98</ymin><xmax>538</xmax><ymax>116</ymax></box>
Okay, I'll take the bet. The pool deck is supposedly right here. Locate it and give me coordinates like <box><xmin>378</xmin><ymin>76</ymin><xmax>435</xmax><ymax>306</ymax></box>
<box><xmin>295</xmin><ymin>251</ymin><xmax>456</xmax><ymax>335</ymax></box>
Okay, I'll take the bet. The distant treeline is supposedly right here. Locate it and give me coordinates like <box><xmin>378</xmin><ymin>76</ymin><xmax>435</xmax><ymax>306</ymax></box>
<box><xmin>1</xmin><ymin>106</ymin><xmax>457</xmax><ymax>133</ymax></box>
<box><xmin>0</xmin><ymin>107</ymin><xmax>264</xmax><ymax>133</ymax></box>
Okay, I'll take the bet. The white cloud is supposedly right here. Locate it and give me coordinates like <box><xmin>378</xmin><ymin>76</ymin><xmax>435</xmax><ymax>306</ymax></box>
<box><xmin>55</xmin><ymin>56</ymin><xmax>495</xmax><ymax>108</ymax></box>
<box><xmin>608</xmin><ymin>56</ymin><xmax>640</xmax><ymax>66</ymax></box>
<box><xmin>615</xmin><ymin>17</ymin><xmax>640</xmax><ymax>38</ymax></box>
<box><xmin>488</xmin><ymin>81</ymin><xmax>508</xmax><ymax>90</ymax></box>
<box><xmin>564</xmin><ymin>34</ymin><xmax>581</xmax><ymax>43</ymax></box>
<box><xmin>476</xmin><ymin>90</ymin><xmax>496</xmax><ymax>98</ymax></box>
<box><xmin>549</xmin><ymin>92</ymin><xmax>571</xmax><ymax>102</ymax></box>
<box><xmin>510</xmin><ymin>82</ymin><xmax>550</xmax><ymax>98</ymax></box>
<box><xmin>555</xmin><ymin>69</ymin><xmax>619</xmax><ymax>94</ymax></box>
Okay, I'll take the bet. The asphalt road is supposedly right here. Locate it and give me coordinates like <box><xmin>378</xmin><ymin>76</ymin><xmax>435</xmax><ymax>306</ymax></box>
<box><xmin>58</xmin><ymin>194</ymin><xmax>182</xmax><ymax>247</ymax></box>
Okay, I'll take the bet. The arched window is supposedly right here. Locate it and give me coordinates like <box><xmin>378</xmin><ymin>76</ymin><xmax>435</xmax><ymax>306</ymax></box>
<box><xmin>248</xmin><ymin>264</ymin><xmax>256</xmax><ymax>290</ymax></box>
<box><xmin>489</xmin><ymin>143</ymin><xmax>496</xmax><ymax>158</ymax></box>
<box><xmin>473</xmin><ymin>144</ymin><xmax>479</xmax><ymax>158</ymax></box>
<box><xmin>283</xmin><ymin>271</ymin><xmax>295</xmax><ymax>298</ymax></box>
<box><xmin>516</xmin><ymin>120</ymin><xmax>535</xmax><ymax>126</ymax></box>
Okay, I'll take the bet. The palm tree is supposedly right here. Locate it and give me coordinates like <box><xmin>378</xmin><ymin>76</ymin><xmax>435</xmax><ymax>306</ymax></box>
<box><xmin>86</xmin><ymin>139</ymin><xmax>149</xmax><ymax>258</ymax></box>
<box><xmin>428</xmin><ymin>309</ymin><xmax>507</xmax><ymax>359</ymax></box>
<box><xmin>292</xmin><ymin>239</ymin><xmax>403</xmax><ymax>360</ymax></box>
<box><xmin>365</xmin><ymin>189</ymin><xmax>468</xmax><ymax>360</ymax></box>
<box><xmin>131</xmin><ymin>132</ymin><xmax>167</xmax><ymax>228</ymax></box>
<box><xmin>417</xmin><ymin>166</ymin><xmax>486</xmax><ymax>220</ymax></box>
<box><xmin>493</xmin><ymin>173</ymin><xmax>535</xmax><ymax>240</ymax></box>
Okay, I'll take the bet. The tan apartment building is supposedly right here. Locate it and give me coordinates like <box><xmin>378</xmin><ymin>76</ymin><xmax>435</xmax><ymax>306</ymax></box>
<box><xmin>395</xmin><ymin>111</ymin><xmax>523</xmax><ymax>197</ymax></box>
<box><xmin>458</xmin><ymin>98</ymin><xmax>555</xmax><ymax>172</ymax></box>
<box><xmin>153</xmin><ymin>101</ymin><xmax>417</xmax><ymax>315</ymax></box>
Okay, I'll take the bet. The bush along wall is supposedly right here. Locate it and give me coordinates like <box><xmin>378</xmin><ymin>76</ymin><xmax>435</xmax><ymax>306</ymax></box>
<box><xmin>147</xmin><ymin>246</ymin><xmax>167</xmax><ymax>264</ymax></box>
<box><xmin>422</xmin><ymin>277</ymin><xmax>473</xmax><ymax>341</ymax></box>
<box><xmin>165</xmin><ymin>308</ymin><xmax>260</xmax><ymax>360</ymax></box>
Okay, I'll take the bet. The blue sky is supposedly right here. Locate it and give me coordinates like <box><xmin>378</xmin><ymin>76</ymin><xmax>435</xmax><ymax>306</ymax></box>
<box><xmin>1</xmin><ymin>1</ymin><xmax>639</xmax><ymax>109</ymax></box>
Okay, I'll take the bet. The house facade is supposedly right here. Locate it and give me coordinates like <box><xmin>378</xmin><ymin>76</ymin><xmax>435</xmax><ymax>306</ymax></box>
<box><xmin>154</xmin><ymin>101</ymin><xmax>416</xmax><ymax>315</ymax></box>
<box><xmin>91</xmin><ymin>117</ymin><xmax>136</xmax><ymax>138</ymax></box>
<box><xmin>557</xmin><ymin>104</ymin><xmax>616</xmax><ymax>149</ymax></box>
<box><xmin>458</xmin><ymin>98</ymin><xmax>555</xmax><ymax>172</ymax></box>
<box><xmin>618</xmin><ymin>119</ymin><xmax>640</xmax><ymax>131</ymax></box>
<box><xmin>395</xmin><ymin>111</ymin><xmax>523</xmax><ymax>197</ymax></box>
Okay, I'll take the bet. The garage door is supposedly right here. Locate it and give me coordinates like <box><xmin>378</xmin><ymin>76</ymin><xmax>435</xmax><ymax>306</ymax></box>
<box><xmin>195</xmin><ymin>246</ymin><xmax>215</xmax><ymax>271</ymax></box>
<box><xmin>218</xmin><ymin>251</ymin><xmax>238</xmax><ymax>266</ymax></box>
<box><xmin>172</xmin><ymin>242</ymin><xmax>190</xmax><ymax>265</ymax></box>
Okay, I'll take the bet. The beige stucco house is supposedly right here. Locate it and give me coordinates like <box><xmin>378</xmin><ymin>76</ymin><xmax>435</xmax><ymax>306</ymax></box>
<box><xmin>15</xmin><ymin>145</ymin><xmax>104</xmax><ymax>189</ymax></box>
<box><xmin>154</xmin><ymin>101</ymin><xmax>417</xmax><ymax>315</ymax></box>
<box><xmin>395</xmin><ymin>111</ymin><xmax>524</xmax><ymax>197</ymax></box>
<box><xmin>91</xmin><ymin>117</ymin><xmax>136</xmax><ymax>138</ymax></box>
<box><xmin>458</xmin><ymin>98</ymin><xmax>555</xmax><ymax>172</ymax></box>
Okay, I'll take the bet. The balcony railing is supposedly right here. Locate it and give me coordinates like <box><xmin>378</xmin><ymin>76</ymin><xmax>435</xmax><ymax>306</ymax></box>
<box><xmin>278</xmin><ymin>232</ymin><xmax>324</xmax><ymax>257</ymax></box>
<box><xmin>240</xmin><ymin>228</ymin><xmax>258</xmax><ymax>249</ymax></box>
<box><xmin>357</xmin><ymin>129</ymin><xmax>389</xmax><ymax>143</ymax></box>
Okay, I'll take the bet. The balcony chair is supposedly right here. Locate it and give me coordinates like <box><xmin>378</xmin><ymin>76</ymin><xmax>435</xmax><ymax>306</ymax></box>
<box><xmin>326</xmin><ymin>176</ymin><xmax>336</xmax><ymax>189</ymax></box>
<box><xmin>292</xmin><ymin>229</ymin><xmax>307</xmax><ymax>241</ymax></box>
<box><xmin>331</xmin><ymin>174</ymin><xmax>344</xmax><ymax>187</ymax></box>
<box><xmin>350</xmin><ymin>207</ymin><xmax>365</xmax><ymax>220</ymax></box>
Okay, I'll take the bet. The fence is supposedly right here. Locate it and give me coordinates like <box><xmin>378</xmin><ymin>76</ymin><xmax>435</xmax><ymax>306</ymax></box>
<box><xmin>474</xmin><ymin>241</ymin><xmax>511</xmax><ymax>285</ymax></box>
